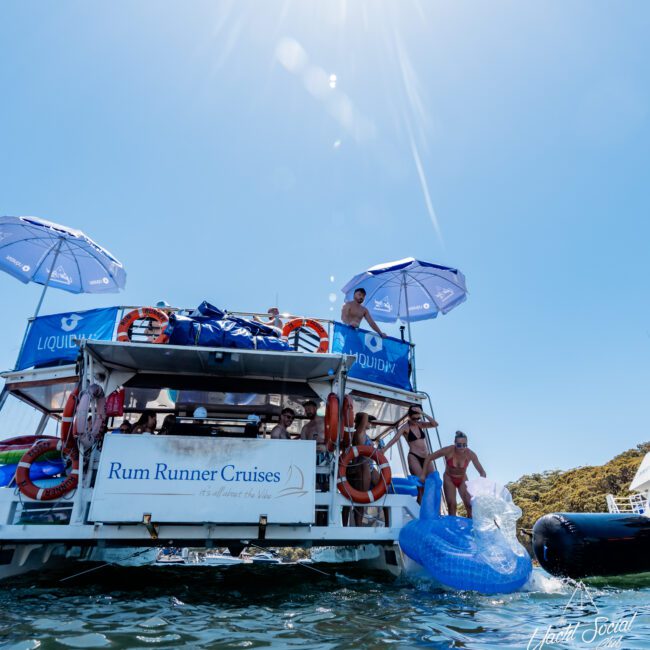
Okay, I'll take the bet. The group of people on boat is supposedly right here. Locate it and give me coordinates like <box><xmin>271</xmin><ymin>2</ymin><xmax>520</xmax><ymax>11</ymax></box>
<box><xmin>108</xmin><ymin>397</ymin><xmax>485</xmax><ymax>517</ymax></box>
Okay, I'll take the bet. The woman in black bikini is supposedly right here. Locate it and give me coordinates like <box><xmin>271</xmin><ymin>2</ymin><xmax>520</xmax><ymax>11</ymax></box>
<box><xmin>383</xmin><ymin>405</ymin><xmax>439</xmax><ymax>477</ymax></box>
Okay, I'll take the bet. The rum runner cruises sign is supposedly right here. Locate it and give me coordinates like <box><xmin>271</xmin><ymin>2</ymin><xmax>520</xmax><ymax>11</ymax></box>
<box><xmin>89</xmin><ymin>436</ymin><xmax>316</xmax><ymax>524</ymax></box>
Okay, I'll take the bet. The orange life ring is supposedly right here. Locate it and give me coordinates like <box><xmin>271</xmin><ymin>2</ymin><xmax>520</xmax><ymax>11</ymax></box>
<box><xmin>61</xmin><ymin>386</ymin><xmax>79</xmax><ymax>448</ymax></box>
<box><xmin>325</xmin><ymin>393</ymin><xmax>355</xmax><ymax>452</ymax></box>
<box><xmin>16</xmin><ymin>438</ymin><xmax>79</xmax><ymax>501</ymax></box>
<box><xmin>281</xmin><ymin>318</ymin><xmax>329</xmax><ymax>353</ymax></box>
<box><xmin>325</xmin><ymin>393</ymin><xmax>338</xmax><ymax>452</ymax></box>
<box><xmin>117</xmin><ymin>307</ymin><xmax>169</xmax><ymax>344</ymax></box>
<box><xmin>337</xmin><ymin>445</ymin><xmax>392</xmax><ymax>504</ymax></box>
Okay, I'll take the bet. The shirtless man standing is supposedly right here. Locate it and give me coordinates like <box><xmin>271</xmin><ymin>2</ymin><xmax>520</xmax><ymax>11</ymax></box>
<box><xmin>270</xmin><ymin>408</ymin><xmax>295</xmax><ymax>439</ymax></box>
<box><xmin>300</xmin><ymin>401</ymin><xmax>329</xmax><ymax>497</ymax></box>
<box><xmin>341</xmin><ymin>288</ymin><xmax>387</xmax><ymax>338</ymax></box>
<box><xmin>299</xmin><ymin>401</ymin><xmax>325</xmax><ymax>450</ymax></box>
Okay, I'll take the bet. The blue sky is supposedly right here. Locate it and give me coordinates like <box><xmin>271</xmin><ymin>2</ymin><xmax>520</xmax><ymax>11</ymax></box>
<box><xmin>1</xmin><ymin>1</ymin><xmax>648</xmax><ymax>486</ymax></box>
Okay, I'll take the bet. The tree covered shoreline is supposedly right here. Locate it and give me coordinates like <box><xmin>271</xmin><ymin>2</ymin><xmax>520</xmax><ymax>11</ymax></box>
<box><xmin>507</xmin><ymin>442</ymin><xmax>650</xmax><ymax>532</ymax></box>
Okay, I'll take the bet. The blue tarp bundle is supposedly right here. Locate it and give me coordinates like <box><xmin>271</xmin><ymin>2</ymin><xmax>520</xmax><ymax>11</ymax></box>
<box><xmin>165</xmin><ymin>302</ymin><xmax>292</xmax><ymax>352</ymax></box>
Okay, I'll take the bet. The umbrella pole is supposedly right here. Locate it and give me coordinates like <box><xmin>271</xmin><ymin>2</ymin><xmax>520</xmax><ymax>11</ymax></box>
<box><xmin>33</xmin><ymin>238</ymin><xmax>63</xmax><ymax>319</ymax></box>
<box><xmin>402</xmin><ymin>272</ymin><xmax>417</xmax><ymax>391</ymax></box>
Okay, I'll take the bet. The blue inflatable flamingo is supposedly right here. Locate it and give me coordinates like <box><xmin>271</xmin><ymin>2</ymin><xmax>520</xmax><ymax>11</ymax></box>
<box><xmin>399</xmin><ymin>471</ymin><xmax>532</xmax><ymax>594</ymax></box>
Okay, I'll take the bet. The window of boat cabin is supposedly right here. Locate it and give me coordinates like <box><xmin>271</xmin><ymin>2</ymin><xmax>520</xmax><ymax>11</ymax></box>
<box><xmin>0</xmin><ymin>386</ymin><xmax>75</xmax><ymax>441</ymax></box>
<box><xmin>119</xmin><ymin>387</ymin><xmax>318</xmax><ymax>438</ymax></box>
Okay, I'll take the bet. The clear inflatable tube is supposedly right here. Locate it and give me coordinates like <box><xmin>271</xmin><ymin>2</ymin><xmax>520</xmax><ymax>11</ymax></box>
<box><xmin>399</xmin><ymin>472</ymin><xmax>532</xmax><ymax>594</ymax></box>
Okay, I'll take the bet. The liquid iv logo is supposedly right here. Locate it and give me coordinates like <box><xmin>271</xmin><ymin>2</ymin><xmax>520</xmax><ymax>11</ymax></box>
<box><xmin>61</xmin><ymin>314</ymin><xmax>83</xmax><ymax>332</ymax></box>
<box><xmin>364</xmin><ymin>333</ymin><xmax>383</xmax><ymax>354</ymax></box>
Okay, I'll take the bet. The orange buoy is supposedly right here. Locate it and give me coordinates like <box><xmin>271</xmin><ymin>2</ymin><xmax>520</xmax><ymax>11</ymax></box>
<box><xmin>117</xmin><ymin>307</ymin><xmax>169</xmax><ymax>344</ymax></box>
<box><xmin>337</xmin><ymin>445</ymin><xmax>392</xmax><ymax>504</ymax></box>
<box><xmin>281</xmin><ymin>318</ymin><xmax>329</xmax><ymax>353</ymax></box>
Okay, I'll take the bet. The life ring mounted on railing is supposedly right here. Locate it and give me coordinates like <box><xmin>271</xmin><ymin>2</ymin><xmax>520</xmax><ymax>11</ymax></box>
<box><xmin>337</xmin><ymin>445</ymin><xmax>392</xmax><ymax>504</ymax></box>
<box><xmin>60</xmin><ymin>386</ymin><xmax>79</xmax><ymax>448</ymax></box>
<box><xmin>73</xmin><ymin>383</ymin><xmax>106</xmax><ymax>450</ymax></box>
<box><xmin>117</xmin><ymin>307</ymin><xmax>169</xmax><ymax>344</ymax></box>
<box><xmin>281</xmin><ymin>318</ymin><xmax>329</xmax><ymax>353</ymax></box>
<box><xmin>15</xmin><ymin>438</ymin><xmax>79</xmax><ymax>501</ymax></box>
<box><xmin>325</xmin><ymin>393</ymin><xmax>355</xmax><ymax>452</ymax></box>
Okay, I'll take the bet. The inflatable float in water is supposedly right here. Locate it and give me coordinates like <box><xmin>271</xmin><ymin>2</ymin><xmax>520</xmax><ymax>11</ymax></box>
<box><xmin>0</xmin><ymin>460</ymin><xmax>66</xmax><ymax>487</ymax></box>
<box><xmin>0</xmin><ymin>435</ymin><xmax>60</xmax><ymax>465</ymax></box>
<box><xmin>533</xmin><ymin>512</ymin><xmax>650</xmax><ymax>578</ymax></box>
<box><xmin>399</xmin><ymin>472</ymin><xmax>532</xmax><ymax>594</ymax></box>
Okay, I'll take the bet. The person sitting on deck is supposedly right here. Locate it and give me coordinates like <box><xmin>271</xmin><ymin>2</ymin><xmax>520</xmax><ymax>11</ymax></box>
<box><xmin>132</xmin><ymin>410</ymin><xmax>157</xmax><ymax>434</ymax></box>
<box><xmin>382</xmin><ymin>405</ymin><xmax>439</xmax><ymax>479</ymax></box>
<box><xmin>254</xmin><ymin>307</ymin><xmax>283</xmax><ymax>334</ymax></box>
<box><xmin>158</xmin><ymin>414</ymin><xmax>177</xmax><ymax>435</ymax></box>
<box><xmin>419</xmin><ymin>431</ymin><xmax>486</xmax><ymax>518</ymax></box>
<box><xmin>270</xmin><ymin>408</ymin><xmax>295</xmax><ymax>439</ymax></box>
<box><xmin>341</xmin><ymin>288</ymin><xmax>386</xmax><ymax>338</ymax></box>
<box><xmin>116</xmin><ymin>420</ymin><xmax>133</xmax><ymax>434</ymax></box>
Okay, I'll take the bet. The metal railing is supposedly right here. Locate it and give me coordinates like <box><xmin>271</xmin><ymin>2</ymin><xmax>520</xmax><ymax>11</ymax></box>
<box><xmin>606</xmin><ymin>493</ymin><xmax>648</xmax><ymax>515</ymax></box>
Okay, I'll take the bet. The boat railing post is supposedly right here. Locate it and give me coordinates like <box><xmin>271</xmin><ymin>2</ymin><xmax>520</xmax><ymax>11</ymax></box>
<box><xmin>71</xmin><ymin>446</ymin><xmax>85</xmax><ymax>524</ymax></box>
<box><xmin>329</xmin><ymin>367</ymin><xmax>347</xmax><ymax>527</ymax></box>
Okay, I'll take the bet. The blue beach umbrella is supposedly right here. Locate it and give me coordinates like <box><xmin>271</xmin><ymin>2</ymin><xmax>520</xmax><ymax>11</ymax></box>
<box><xmin>0</xmin><ymin>216</ymin><xmax>126</xmax><ymax>317</ymax></box>
<box><xmin>342</xmin><ymin>257</ymin><xmax>467</xmax><ymax>387</ymax></box>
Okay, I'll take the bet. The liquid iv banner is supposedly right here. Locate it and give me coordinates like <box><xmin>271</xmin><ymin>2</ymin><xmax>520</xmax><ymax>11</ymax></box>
<box><xmin>16</xmin><ymin>307</ymin><xmax>118</xmax><ymax>370</ymax></box>
<box><xmin>332</xmin><ymin>322</ymin><xmax>412</xmax><ymax>391</ymax></box>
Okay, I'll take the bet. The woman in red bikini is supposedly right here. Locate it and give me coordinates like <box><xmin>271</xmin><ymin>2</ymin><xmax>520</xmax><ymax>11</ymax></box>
<box><xmin>420</xmin><ymin>431</ymin><xmax>486</xmax><ymax>518</ymax></box>
<box><xmin>383</xmin><ymin>405</ymin><xmax>439</xmax><ymax>477</ymax></box>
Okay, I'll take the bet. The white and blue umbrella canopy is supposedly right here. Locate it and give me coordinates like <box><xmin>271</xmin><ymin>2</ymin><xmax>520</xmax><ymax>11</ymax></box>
<box><xmin>341</xmin><ymin>257</ymin><xmax>467</xmax><ymax>323</ymax></box>
<box><xmin>0</xmin><ymin>216</ymin><xmax>126</xmax><ymax>294</ymax></box>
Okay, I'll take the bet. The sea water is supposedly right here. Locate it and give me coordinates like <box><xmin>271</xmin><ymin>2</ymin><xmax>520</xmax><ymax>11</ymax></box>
<box><xmin>0</xmin><ymin>565</ymin><xmax>649</xmax><ymax>649</ymax></box>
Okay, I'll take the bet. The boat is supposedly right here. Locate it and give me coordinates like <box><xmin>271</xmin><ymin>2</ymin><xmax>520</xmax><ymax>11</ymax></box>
<box><xmin>153</xmin><ymin>547</ymin><xmax>244</xmax><ymax>566</ymax></box>
<box><xmin>155</xmin><ymin>548</ymin><xmax>187</xmax><ymax>565</ymax></box>
<box><xmin>532</xmin><ymin>452</ymin><xmax>650</xmax><ymax>578</ymax></box>
<box><xmin>0</xmin><ymin>301</ymin><xmax>529</xmax><ymax>591</ymax></box>
<box><xmin>201</xmin><ymin>550</ymin><xmax>245</xmax><ymax>566</ymax></box>
<box><xmin>0</xmin><ymin>303</ymin><xmax>424</xmax><ymax>580</ymax></box>
<box><xmin>250</xmin><ymin>552</ymin><xmax>282</xmax><ymax>564</ymax></box>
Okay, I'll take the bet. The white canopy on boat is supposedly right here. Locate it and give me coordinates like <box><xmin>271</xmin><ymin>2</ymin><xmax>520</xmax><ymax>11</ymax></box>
<box><xmin>82</xmin><ymin>340</ymin><xmax>353</xmax><ymax>384</ymax></box>
<box><xmin>630</xmin><ymin>452</ymin><xmax>650</xmax><ymax>493</ymax></box>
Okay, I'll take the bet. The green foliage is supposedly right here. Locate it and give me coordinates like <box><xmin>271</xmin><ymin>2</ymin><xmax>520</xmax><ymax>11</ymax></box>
<box><xmin>508</xmin><ymin>442</ymin><xmax>650</xmax><ymax>531</ymax></box>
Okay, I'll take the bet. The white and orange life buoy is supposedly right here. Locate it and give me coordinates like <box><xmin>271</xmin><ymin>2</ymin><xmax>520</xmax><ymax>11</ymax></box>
<box><xmin>337</xmin><ymin>445</ymin><xmax>392</xmax><ymax>504</ymax></box>
<box><xmin>15</xmin><ymin>438</ymin><xmax>79</xmax><ymax>501</ymax></box>
<box><xmin>73</xmin><ymin>383</ymin><xmax>106</xmax><ymax>450</ymax></box>
<box><xmin>60</xmin><ymin>386</ymin><xmax>79</xmax><ymax>448</ymax></box>
<box><xmin>117</xmin><ymin>307</ymin><xmax>169</xmax><ymax>344</ymax></box>
<box><xmin>281</xmin><ymin>318</ymin><xmax>329</xmax><ymax>353</ymax></box>
<box><xmin>325</xmin><ymin>393</ymin><xmax>355</xmax><ymax>452</ymax></box>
